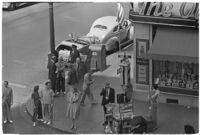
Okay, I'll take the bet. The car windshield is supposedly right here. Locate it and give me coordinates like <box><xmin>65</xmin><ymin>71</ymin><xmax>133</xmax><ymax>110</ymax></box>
<box><xmin>93</xmin><ymin>24</ymin><xmax>107</xmax><ymax>30</ymax></box>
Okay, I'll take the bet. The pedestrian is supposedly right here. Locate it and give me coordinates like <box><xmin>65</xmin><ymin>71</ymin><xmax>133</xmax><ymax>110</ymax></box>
<box><xmin>100</xmin><ymin>82</ymin><xmax>115</xmax><ymax>125</ymax></box>
<box><xmin>67</xmin><ymin>64</ymin><xmax>78</xmax><ymax>91</ymax></box>
<box><xmin>73</xmin><ymin>57</ymin><xmax>87</xmax><ymax>84</ymax></box>
<box><xmin>2</xmin><ymin>81</ymin><xmax>13</xmax><ymax>124</ymax></box>
<box><xmin>47</xmin><ymin>54</ymin><xmax>57</xmax><ymax>93</ymax></box>
<box><xmin>149</xmin><ymin>83</ymin><xmax>160</xmax><ymax>130</ymax></box>
<box><xmin>70</xmin><ymin>44</ymin><xmax>80</xmax><ymax>63</ymax></box>
<box><xmin>124</xmin><ymin>82</ymin><xmax>133</xmax><ymax>103</ymax></box>
<box><xmin>80</xmin><ymin>71</ymin><xmax>95</xmax><ymax>105</ymax></box>
<box><xmin>66</xmin><ymin>87</ymin><xmax>81</xmax><ymax>131</ymax></box>
<box><xmin>40</xmin><ymin>80</ymin><xmax>54</xmax><ymax>125</ymax></box>
<box><xmin>56</xmin><ymin>57</ymin><xmax>65</xmax><ymax>95</ymax></box>
<box><xmin>32</xmin><ymin>85</ymin><xmax>43</xmax><ymax>127</ymax></box>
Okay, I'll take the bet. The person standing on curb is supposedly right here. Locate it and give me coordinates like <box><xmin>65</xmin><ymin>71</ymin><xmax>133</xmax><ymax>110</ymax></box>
<box><xmin>149</xmin><ymin>83</ymin><xmax>160</xmax><ymax>130</ymax></box>
<box><xmin>80</xmin><ymin>71</ymin><xmax>95</xmax><ymax>105</ymax></box>
<box><xmin>66</xmin><ymin>87</ymin><xmax>81</xmax><ymax>131</ymax></box>
<box><xmin>70</xmin><ymin>44</ymin><xmax>80</xmax><ymax>63</ymax></box>
<box><xmin>100</xmin><ymin>82</ymin><xmax>115</xmax><ymax>125</ymax></box>
<box><xmin>47</xmin><ymin>54</ymin><xmax>57</xmax><ymax>93</ymax></box>
<box><xmin>56</xmin><ymin>57</ymin><xmax>65</xmax><ymax>95</ymax></box>
<box><xmin>40</xmin><ymin>80</ymin><xmax>54</xmax><ymax>125</ymax></box>
<box><xmin>67</xmin><ymin>64</ymin><xmax>78</xmax><ymax>92</ymax></box>
<box><xmin>32</xmin><ymin>85</ymin><xmax>43</xmax><ymax>127</ymax></box>
<box><xmin>2</xmin><ymin>81</ymin><xmax>13</xmax><ymax>124</ymax></box>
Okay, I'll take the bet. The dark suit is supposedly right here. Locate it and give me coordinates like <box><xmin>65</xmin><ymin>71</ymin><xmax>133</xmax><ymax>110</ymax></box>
<box><xmin>70</xmin><ymin>49</ymin><xmax>80</xmax><ymax>63</ymax></box>
<box><xmin>47</xmin><ymin>59</ymin><xmax>56</xmax><ymax>92</ymax></box>
<box><xmin>100</xmin><ymin>87</ymin><xmax>115</xmax><ymax>114</ymax></box>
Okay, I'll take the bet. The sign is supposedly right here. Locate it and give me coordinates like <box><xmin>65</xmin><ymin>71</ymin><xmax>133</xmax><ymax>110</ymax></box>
<box><xmin>134</xmin><ymin>2</ymin><xmax>199</xmax><ymax>19</ymax></box>
<box><xmin>136</xmin><ymin>39</ymin><xmax>149</xmax><ymax>84</ymax></box>
<box><xmin>138</xmin><ymin>65</ymin><xmax>147</xmax><ymax>83</ymax></box>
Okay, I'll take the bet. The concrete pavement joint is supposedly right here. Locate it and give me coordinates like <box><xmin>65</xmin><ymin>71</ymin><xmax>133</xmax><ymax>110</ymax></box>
<box><xmin>9</xmin><ymin>83</ymin><xmax>27</xmax><ymax>89</ymax></box>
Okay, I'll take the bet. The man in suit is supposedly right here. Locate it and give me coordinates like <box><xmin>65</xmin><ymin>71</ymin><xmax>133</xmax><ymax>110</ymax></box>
<box><xmin>100</xmin><ymin>82</ymin><xmax>115</xmax><ymax>115</ymax></box>
<box><xmin>47</xmin><ymin>55</ymin><xmax>57</xmax><ymax>93</ymax></box>
<box><xmin>70</xmin><ymin>44</ymin><xmax>80</xmax><ymax>63</ymax></box>
<box><xmin>3</xmin><ymin>81</ymin><xmax>13</xmax><ymax>124</ymax></box>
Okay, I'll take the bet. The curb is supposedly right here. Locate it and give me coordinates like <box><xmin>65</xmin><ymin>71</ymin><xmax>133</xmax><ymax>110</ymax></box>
<box><xmin>25</xmin><ymin>99</ymin><xmax>74</xmax><ymax>134</ymax></box>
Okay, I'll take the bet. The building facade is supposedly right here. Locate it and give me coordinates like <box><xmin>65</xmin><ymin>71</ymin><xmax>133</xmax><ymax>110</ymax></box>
<box><xmin>129</xmin><ymin>2</ymin><xmax>199</xmax><ymax>107</ymax></box>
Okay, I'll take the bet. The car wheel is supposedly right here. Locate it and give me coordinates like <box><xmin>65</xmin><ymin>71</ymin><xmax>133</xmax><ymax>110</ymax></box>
<box><xmin>8</xmin><ymin>3</ymin><xmax>16</xmax><ymax>10</ymax></box>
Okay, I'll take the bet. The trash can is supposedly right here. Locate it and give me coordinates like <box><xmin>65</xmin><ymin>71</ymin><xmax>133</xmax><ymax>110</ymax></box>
<box><xmin>89</xmin><ymin>44</ymin><xmax>106</xmax><ymax>71</ymax></box>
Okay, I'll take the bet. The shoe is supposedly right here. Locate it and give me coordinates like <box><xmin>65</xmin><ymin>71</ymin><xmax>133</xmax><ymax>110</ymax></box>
<box><xmin>33</xmin><ymin>122</ymin><xmax>36</xmax><ymax>127</ymax></box>
<box><xmin>43</xmin><ymin>121</ymin><xmax>47</xmax><ymax>124</ymax></box>
<box><xmin>38</xmin><ymin>119</ymin><xmax>44</xmax><ymax>122</ymax></box>
<box><xmin>153</xmin><ymin>127</ymin><xmax>158</xmax><ymax>131</ymax></box>
<box><xmin>73</xmin><ymin>126</ymin><xmax>77</xmax><ymax>131</ymax></box>
<box><xmin>47</xmin><ymin>121</ymin><xmax>51</xmax><ymax>125</ymax></box>
<box><xmin>9</xmin><ymin>120</ymin><xmax>13</xmax><ymax>123</ymax></box>
<box><xmin>3</xmin><ymin>120</ymin><xmax>7</xmax><ymax>124</ymax></box>
<box><xmin>70</xmin><ymin>125</ymin><xmax>74</xmax><ymax>130</ymax></box>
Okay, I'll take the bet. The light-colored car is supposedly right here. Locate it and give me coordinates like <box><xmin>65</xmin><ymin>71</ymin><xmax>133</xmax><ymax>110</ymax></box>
<box><xmin>87</xmin><ymin>16</ymin><xmax>134</xmax><ymax>51</ymax></box>
<box><xmin>3</xmin><ymin>2</ymin><xmax>34</xmax><ymax>10</ymax></box>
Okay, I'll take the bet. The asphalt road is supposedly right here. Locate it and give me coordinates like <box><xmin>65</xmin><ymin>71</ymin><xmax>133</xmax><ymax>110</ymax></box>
<box><xmin>2</xmin><ymin>2</ymin><xmax>130</xmax><ymax>133</ymax></box>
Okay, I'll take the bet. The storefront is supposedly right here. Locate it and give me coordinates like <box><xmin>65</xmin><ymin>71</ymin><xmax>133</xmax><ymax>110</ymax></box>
<box><xmin>129</xmin><ymin>2</ymin><xmax>199</xmax><ymax>107</ymax></box>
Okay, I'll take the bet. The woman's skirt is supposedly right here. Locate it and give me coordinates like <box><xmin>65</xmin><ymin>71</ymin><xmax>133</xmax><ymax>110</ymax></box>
<box><xmin>66</xmin><ymin>102</ymin><xmax>80</xmax><ymax>119</ymax></box>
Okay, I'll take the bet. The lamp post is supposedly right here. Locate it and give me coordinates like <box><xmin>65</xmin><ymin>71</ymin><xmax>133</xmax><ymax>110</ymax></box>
<box><xmin>49</xmin><ymin>2</ymin><xmax>55</xmax><ymax>55</ymax></box>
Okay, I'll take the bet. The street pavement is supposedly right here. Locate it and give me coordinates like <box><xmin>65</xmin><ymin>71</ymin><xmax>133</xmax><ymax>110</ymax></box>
<box><xmin>2</xmin><ymin>103</ymin><xmax>70</xmax><ymax>134</ymax></box>
<box><xmin>26</xmin><ymin>47</ymin><xmax>199</xmax><ymax>134</ymax></box>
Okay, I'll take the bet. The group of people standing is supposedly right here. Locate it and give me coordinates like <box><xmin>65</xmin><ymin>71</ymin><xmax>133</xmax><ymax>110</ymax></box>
<box><xmin>30</xmin><ymin>44</ymin><xmax>97</xmax><ymax>130</ymax></box>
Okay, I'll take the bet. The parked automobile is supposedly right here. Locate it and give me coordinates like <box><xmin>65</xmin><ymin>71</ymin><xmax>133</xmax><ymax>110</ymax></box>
<box><xmin>3</xmin><ymin>2</ymin><xmax>35</xmax><ymax>10</ymax></box>
<box><xmin>87</xmin><ymin>16</ymin><xmax>134</xmax><ymax>52</ymax></box>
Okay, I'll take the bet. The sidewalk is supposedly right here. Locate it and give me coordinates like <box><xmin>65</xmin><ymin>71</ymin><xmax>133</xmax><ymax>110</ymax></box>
<box><xmin>25</xmin><ymin>47</ymin><xmax>199</xmax><ymax>134</ymax></box>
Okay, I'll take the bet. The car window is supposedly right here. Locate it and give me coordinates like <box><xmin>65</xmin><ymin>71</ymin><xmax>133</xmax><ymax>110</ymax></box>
<box><xmin>93</xmin><ymin>25</ymin><xmax>107</xmax><ymax>30</ymax></box>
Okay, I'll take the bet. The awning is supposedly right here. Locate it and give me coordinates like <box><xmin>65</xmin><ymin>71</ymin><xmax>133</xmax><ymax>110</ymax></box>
<box><xmin>143</xmin><ymin>26</ymin><xmax>199</xmax><ymax>63</ymax></box>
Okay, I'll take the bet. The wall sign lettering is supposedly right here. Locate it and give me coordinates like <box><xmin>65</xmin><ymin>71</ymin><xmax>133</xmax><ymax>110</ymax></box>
<box><xmin>137</xmin><ymin>2</ymin><xmax>199</xmax><ymax>19</ymax></box>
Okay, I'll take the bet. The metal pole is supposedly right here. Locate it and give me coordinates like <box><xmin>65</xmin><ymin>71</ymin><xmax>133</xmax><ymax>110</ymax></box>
<box><xmin>49</xmin><ymin>2</ymin><xmax>55</xmax><ymax>55</ymax></box>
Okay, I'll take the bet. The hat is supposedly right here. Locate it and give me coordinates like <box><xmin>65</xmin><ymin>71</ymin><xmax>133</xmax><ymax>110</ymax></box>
<box><xmin>45</xmin><ymin>80</ymin><xmax>51</xmax><ymax>85</ymax></box>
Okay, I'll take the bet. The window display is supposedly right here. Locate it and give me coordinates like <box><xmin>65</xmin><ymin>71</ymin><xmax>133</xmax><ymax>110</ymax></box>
<box><xmin>153</xmin><ymin>60</ymin><xmax>199</xmax><ymax>90</ymax></box>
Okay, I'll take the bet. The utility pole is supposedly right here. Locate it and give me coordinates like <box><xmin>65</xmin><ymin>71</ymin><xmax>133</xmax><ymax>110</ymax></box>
<box><xmin>49</xmin><ymin>2</ymin><xmax>55</xmax><ymax>55</ymax></box>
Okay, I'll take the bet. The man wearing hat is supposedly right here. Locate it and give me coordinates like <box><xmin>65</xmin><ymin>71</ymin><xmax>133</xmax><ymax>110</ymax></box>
<box><xmin>149</xmin><ymin>78</ymin><xmax>160</xmax><ymax>130</ymax></box>
<box><xmin>70</xmin><ymin>44</ymin><xmax>80</xmax><ymax>63</ymax></box>
<box><xmin>47</xmin><ymin>54</ymin><xmax>57</xmax><ymax>93</ymax></box>
<box><xmin>100</xmin><ymin>82</ymin><xmax>115</xmax><ymax>117</ymax></box>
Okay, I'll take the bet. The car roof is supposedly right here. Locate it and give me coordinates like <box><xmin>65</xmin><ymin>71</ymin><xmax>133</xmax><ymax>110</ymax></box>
<box><xmin>92</xmin><ymin>16</ymin><xmax>118</xmax><ymax>30</ymax></box>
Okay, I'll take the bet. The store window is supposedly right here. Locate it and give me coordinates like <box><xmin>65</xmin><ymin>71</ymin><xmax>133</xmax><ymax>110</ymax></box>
<box><xmin>153</xmin><ymin>60</ymin><xmax>199</xmax><ymax>90</ymax></box>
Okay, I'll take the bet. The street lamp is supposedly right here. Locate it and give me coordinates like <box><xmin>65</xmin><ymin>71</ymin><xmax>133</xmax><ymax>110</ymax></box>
<box><xmin>49</xmin><ymin>2</ymin><xmax>55</xmax><ymax>55</ymax></box>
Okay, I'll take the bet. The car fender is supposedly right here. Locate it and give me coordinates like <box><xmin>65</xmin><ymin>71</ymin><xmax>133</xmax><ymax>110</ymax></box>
<box><xmin>104</xmin><ymin>36</ymin><xmax>119</xmax><ymax>51</ymax></box>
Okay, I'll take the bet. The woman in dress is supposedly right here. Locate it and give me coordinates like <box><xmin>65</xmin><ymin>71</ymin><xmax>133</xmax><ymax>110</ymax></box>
<box><xmin>66</xmin><ymin>87</ymin><xmax>81</xmax><ymax>131</ymax></box>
